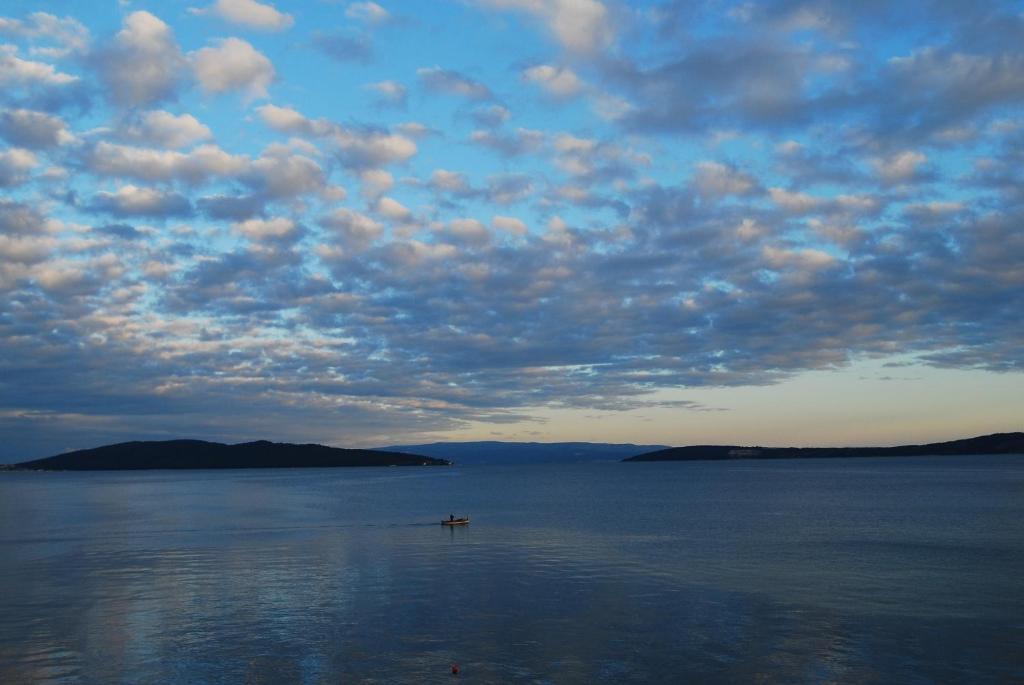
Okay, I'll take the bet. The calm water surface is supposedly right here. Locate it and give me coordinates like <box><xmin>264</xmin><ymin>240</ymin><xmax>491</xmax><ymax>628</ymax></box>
<box><xmin>1</xmin><ymin>456</ymin><xmax>1022</xmax><ymax>683</ymax></box>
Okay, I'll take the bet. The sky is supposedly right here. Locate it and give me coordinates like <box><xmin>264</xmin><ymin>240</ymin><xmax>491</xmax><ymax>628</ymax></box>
<box><xmin>0</xmin><ymin>0</ymin><xmax>1022</xmax><ymax>460</ymax></box>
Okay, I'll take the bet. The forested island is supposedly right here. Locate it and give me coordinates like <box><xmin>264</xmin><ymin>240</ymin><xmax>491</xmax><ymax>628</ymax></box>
<box><xmin>625</xmin><ymin>432</ymin><xmax>1024</xmax><ymax>462</ymax></box>
<box><xmin>8</xmin><ymin>440</ymin><xmax>450</xmax><ymax>471</ymax></box>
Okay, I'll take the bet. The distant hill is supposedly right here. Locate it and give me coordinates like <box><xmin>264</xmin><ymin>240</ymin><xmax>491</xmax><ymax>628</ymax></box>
<box><xmin>10</xmin><ymin>439</ymin><xmax>450</xmax><ymax>471</ymax></box>
<box><xmin>376</xmin><ymin>441</ymin><xmax>669</xmax><ymax>465</ymax></box>
<box><xmin>625</xmin><ymin>432</ymin><xmax>1024</xmax><ymax>462</ymax></box>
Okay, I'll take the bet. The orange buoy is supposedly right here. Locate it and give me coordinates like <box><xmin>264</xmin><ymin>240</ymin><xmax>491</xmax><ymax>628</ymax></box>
<box><xmin>451</xmin><ymin>663</ymin><xmax>460</xmax><ymax>675</ymax></box>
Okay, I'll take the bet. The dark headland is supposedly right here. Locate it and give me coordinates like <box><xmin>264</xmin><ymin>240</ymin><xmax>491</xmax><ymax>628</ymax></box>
<box><xmin>625</xmin><ymin>432</ymin><xmax>1024</xmax><ymax>462</ymax></box>
<box><xmin>9</xmin><ymin>439</ymin><xmax>450</xmax><ymax>471</ymax></box>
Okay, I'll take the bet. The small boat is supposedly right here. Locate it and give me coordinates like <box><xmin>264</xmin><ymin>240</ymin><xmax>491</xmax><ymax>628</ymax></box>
<box><xmin>441</xmin><ymin>517</ymin><xmax>470</xmax><ymax>526</ymax></box>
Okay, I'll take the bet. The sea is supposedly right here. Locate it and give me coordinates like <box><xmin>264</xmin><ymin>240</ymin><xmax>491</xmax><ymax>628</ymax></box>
<box><xmin>0</xmin><ymin>455</ymin><xmax>1021</xmax><ymax>684</ymax></box>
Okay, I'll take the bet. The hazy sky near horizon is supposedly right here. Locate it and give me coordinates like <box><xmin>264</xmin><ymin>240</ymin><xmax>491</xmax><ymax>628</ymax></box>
<box><xmin>1</xmin><ymin>0</ymin><xmax>1022</xmax><ymax>460</ymax></box>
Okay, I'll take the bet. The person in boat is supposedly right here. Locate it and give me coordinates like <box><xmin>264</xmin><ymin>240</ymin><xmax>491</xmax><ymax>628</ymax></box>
<box><xmin>449</xmin><ymin>514</ymin><xmax>455</xmax><ymax>521</ymax></box>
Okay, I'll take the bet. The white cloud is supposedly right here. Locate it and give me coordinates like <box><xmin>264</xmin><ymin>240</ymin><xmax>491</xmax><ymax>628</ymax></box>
<box><xmin>248</xmin><ymin>149</ymin><xmax>325</xmax><ymax>198</ymax></box>
<box><xmin>873</xmin><ymin>150</ymin><xmax>926</xmax><ymax>183</ymax></box>
<box><xmin>491</xmin><ymin>215</ymin><xmax>527</xmax><ymax>235</ymax></box>
<box><xmin>129</xmin><ymin>111</ymin><xmax>212</xmax><ymax>149</ymax></box>
<box><xmin>553</xmin><ymin>133</ymin><xmax>597</xmax><ymax>154</ymax></box>
<box><xmin>0</xmin><ymin>108</ymin><xmax>73</xmax><ymax>148</ymax></box>
<box><xmin>430</xmin><ymin>169</ymin><xmax>471</xmax><ymax>193</ymax></box>
<box><xmin>735</xmin><ymin>217</ymin><xmax>767</xmax><ymax>241</ymax></box>
<box><xmin>762</xmin><ymin>245</ymin><xmax>836</xmax><ymax>270</ymax></box>
<box><xmin>0</xmin><ymin>148</ymin><xmax>37</xmax><ymax>186</ymax></box>
<box><xmin>0</xmin><ymin>12</ymin><xmax>90</xmax><ymax>57</ymax></box>
<box><xmin>472</xmin><ymin>104</ymin><xmax>511</xmax><ymax>128</ymax></box>
<box><xmin>692</xmin><ymin>161</ymin><xmax>758</xmax><ymax>198</ymax></box>
<box><xmin>192</xmin><ymin>37</ymin><xmax>275</xmax><ymax>99</ymax></box>
<box><xmin>257</xmin><ymin>104</ymin><xmax>329</xmax><ymax>135</ymax></box>
<box><xmin>590</xmin><ymin>92</ymin><xmax>633</xmax><ymax>121</ymax></box>
<box><xmin>367</xmin><ymin>80</ymin><xmax>407</xmax><ymax>107</ymax></box>
<box><xmin>469</xmin><ymin>127</ymin><xmax>544</xmax><ymax>157</ymax></box>
<box><xmin>396</xmin><ymin>122</ymin><xmax>432</xmax><ymax>138</ymax></box>
<box><xmin>417</xmin><ymin>67</ymin><xmax>492</xmax><ymax>100</ymax></box>
<box><xmin>346</xmin><ymin>2</ymin><xmax>391</xmax><ymax>24</ymax></box>
<box><xmin>89</xmin><ymin>142</ymin><xmax>248</xmax><ymax>183</ymax></box>
<box><xmin>377</xmin><ymin>239</ymin><xmax>457</xmax><ymax>268</ymax></box>
<box><xmin>376</xmin><ymin>196</ymin><xmax>412</xmax><ymax>222</ymax></box>
<box><xmin>446</xmin><ymin>218</ymin><xmax>489</xmax><ymax>244</ymax></box>
<box><xmin>522</xmin><ymin>64</ymin><xmax>583</xmax><ymax>98</ymax></box>
<box><xmin>333</xmin><ymin>128</ymin><xmax>417</xmax><ymax>168</ymax></box>
<box><xmin>91</xmin><ymin>185</ymin><xmax>192</xmax><ymax>216</ymax></box>
<box><xmin>474</xmin><ymin>0</ymin><xmax>613</xmax><ymax>54</ymax></box>
<box><xmin>360</xmin><ymin>169</ymin><xmax>393</xmax><ymax>198</ymax></box>
<box><xmin>256</xmin><ymin>104</ymin><xmax>416</xmax><ymax>168</ymax></box>
<box><xmin>95</xmin><ymin>11</ymin><xmax>185</xmax><ymax>106</ymax></box>
<box><xmin>193</xmin><ymin>0</ymin><xmax>294</xmax><ymax>31</ymax></box>
<box><xmin>835</xmin><ymin>194</ymin><xmax>880</xmax><ymax>214</ymax></box>
<box><xmin>769</xmin><ymin>187</ymin><xmax>825</xmax><ymax>214</ymax></box>
<box><xmin>0</xmin><ymin>233</ymin><xmax>58</xmax><ymax>265</ymax></box>
<box><xmin>320</xmin><ymin>208</ymin><xmax>383</xmax><ymax>249</ymax></box>
<box><xmin>0</xmin><ymin>46</ymin><xmax>78</xmax><ymax>86</ymax></box>
<box><xmin>233</xmin><ymin>217</ymin><xmax>296</xmax><ymax>240</ymax></box>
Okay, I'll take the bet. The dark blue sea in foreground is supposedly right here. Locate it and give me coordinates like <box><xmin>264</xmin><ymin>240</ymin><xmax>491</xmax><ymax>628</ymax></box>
<box><xmin>1</xmin><ymin>456</ymin><xmax>1022</xmax><ymax>684</ymax></box>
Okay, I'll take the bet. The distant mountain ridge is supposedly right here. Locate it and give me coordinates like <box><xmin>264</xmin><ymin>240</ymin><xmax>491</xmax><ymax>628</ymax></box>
<box><xmin>376</xmin><ymin>441</ymin><xmax>669</xmax><ymax>465</ymax></box>
<box><xmin>625</xmin><ymin>432</ymin><xmax>1024</xmax><ymax>462</ymax></box>
<box><xmin>10</xmin><ymin>439</ymin><xmax>449</xmax><ymax>471</ymax></box>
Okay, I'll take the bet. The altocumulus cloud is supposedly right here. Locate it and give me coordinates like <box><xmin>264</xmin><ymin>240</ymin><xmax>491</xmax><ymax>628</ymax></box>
<box><xmin>0</xmin><ymin>0</ymin><xmax>1021</xmax><ymax>459</ymax></box>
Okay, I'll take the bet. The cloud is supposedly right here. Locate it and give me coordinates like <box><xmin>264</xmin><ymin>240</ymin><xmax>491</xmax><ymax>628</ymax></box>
<box><xmin>366</xmin><ymin>80</ymin><xmax>407</xmax><ymax>107</ymax></box>
<box><xmin>246</xmin><ymin>148</ymin><xmax>327</xmax><ymax>198</ymax></box>
<box><xmin>761</xmin><ymin>245</ymin><xmax>836</xmax><ymax>271</ymax></box>
<box><xmin>257</xmin><ymin>104</ymin><xmax>324</xmax><ymax>135</ymax></box>
<box><xmin>334</xmin><ymin>127</ymin><xmax>417</xmax><ymax>168</ymax></box>
<box><xmin>359</xmin><ymin>168</ymin><xmax>393</xmax><ymax>199</ymax></box>
<box><xmin>346</xmin><ymin>2</ymin><xmax>391</xmax><ymax>25</ymax></box>
<box><xmin>429</xmin><ymin>169</ymin><xmax>472</xmax><ymax>194</ymax></box>
<box><xmin>93</xmin><ymin>11</ymin><xmax>185</xmax><ymax>107</ymax></box>
<box><xmin>692</xmin><ymin>161</ymin><xmax>760</xmax><ymax>199</ymax></box>
<box><xmin>417</xmin><ymin>67</ymin><xmax>492</xmax><ymax>100</ymax></box>
<box><xmin>443</xmin><ymin>217</ymin><xmax>489</xmax><ymax>245</ymax></box>
<box><xmin>0</xmin><ymin>46</ymin><xmax>78</xmax><ymax>86</ymax></box>
<box><xmin>197</xmin><ymin>194</ymin><xmax>265</xmax><ymax>220</ymax></box>
<box><xmin>469</xmin><ymin>127</ymin><xmax>544</xmax><ymax>157</ymax></box>
<box><xmin>319</xmin><ymin>207</ymin><xmax>383</xmax><ymax>250</ymax></box>
<box><xmin>768</xmin><ymin>187</ymin><xmax>826</xmax><ymax>215</ymax></box>
<box><xmin>473</xmin><ymin>0</ymin><xmax>613</xmax><ymax>55</ymax></box>
<box><xmin>0</xmin><ymin>108</ymin><xmax>72</xmax><ymax>148</ymax></box>
<box><xmin>872</xmin><ymin>150</ymin><xmax>927</xmax><ymax>184</ymax></box>
<box><xmin>91</xmin><ymin>185</ymin><xmax>192</xmax><ymax>217</ymax></box>
<box><xmin>123</xmin><ymin>110</ymin><xmax>213</xmax><ymax>149</ymax></box>
<box><xmin>522</xmin><ymin>64</ymin><xmax>584</xmax><ymax>98</ymax></box>
<box><xmin>192</xmin><ymin>37</ymin><xmax>275</xmax><ymax>99</ymax></box>
<box><xmin>0</xmin><ymin>12</ymin><xmax>90</xmax><ymax>57</ymax></box>
<box><xmin>471</xmin><ymin>104</ymin><xmax>510</xmax><ymax>128</ymax></box>
<box><xmin>192</xmin><ymin>0</ymin><xmax>294</xmax><ymax>31</ymax></box>
<box><xmin>376</xmin><ymin>196</ymin><xmax>412</xmax><ymax>222</ymax></box>
<box><xmin>94</xmin><ymin>223</ymin><xmax>143</xmax><ymax>240</ymax></box>
<box><xmin>87</xmin><ymin>142</ymin><xmax>249</xmax><ymax>183</ymax></box>
<box><xmin>551</xmin><ymin>134</ymin><xmax>647</xmax><ymax>182</ymax></box>
<box><xmin>3</xmin><ymin>2</ymin><xmax>1024</xmax><ymax>458</ymax></box>
<box><xmin>233</xmin><ymin>216</ymin><xmax>296</xmax><ymax>240</ymax></box>
<box><xmin>0</xmin><ymin>148</ymin><xmax>37</xmax><ymax>186</ymax></box>
<box><xmin>256</xmin><ymin>103</ymin><xmax>417</xmax><ymax>168</ymax></box>
<box><xmin>491</xmin><ymin>215</ymin><xmax>527</xmax><ymax>235</ymax></box>
<box><xmin>313</xmin><ymin>32</ymin><xmax>373</xmax><ymax>64</ymax></box>
<box><xmin>882</xmin><ymin>48</ymin><xmax>1024</xmax><ymax>136</ymax></box>
<box><xmin>0</xmin><ymin>199</ymin><xmax>51</xmax><ymax>235</ymax></box>
<box><xmin>484</xmin><ymin>173</ymin><xmax>534</xmax><ymax>204</ymax></box>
